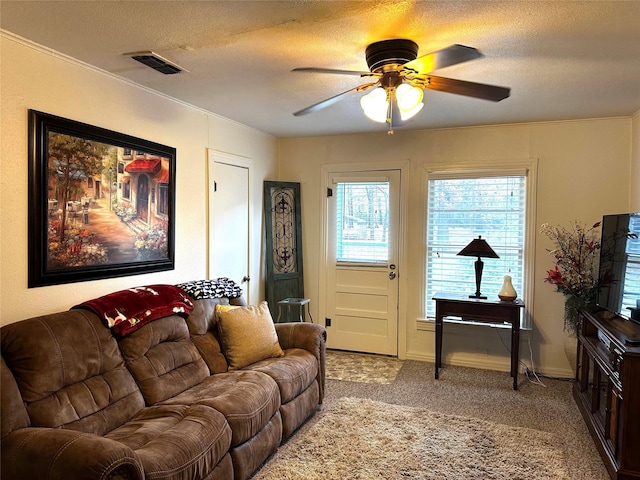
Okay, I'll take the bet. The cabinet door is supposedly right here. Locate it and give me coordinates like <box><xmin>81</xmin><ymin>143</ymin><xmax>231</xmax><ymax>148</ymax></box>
<box><xmin>591</xmin><ymin>361</ymin><xmax>623</xmax><ymax>458</ymax></box>
<box><xmin>591</xmin><ymin>360</ymin><xmax>606</xmax><ymax>428</ymax></box>
<box><xmin>606</xmin><ymin>386</ymin><xmax>621</xmax><ymax>455</ymax></box>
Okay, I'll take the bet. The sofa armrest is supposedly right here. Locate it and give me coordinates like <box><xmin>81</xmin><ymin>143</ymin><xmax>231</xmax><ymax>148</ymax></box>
<box><xmin>275</xmin><ymin>322</ymin><xmax>326</xmax><ymax>404</ymax></box>
<box><xmin>1</xmin><ymin>427</ymin><xmax>144</xmax><ymax>480</ymax></box>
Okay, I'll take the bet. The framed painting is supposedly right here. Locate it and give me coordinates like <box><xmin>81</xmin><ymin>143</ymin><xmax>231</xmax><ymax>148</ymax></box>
<box><xmin>28</xmin><ymin>110</ymin><xmax>176</xmax><ymax>287</ymax></box>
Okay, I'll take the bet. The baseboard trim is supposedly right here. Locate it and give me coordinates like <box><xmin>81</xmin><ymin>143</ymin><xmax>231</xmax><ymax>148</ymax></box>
<box><xmin>404</xmin><ymin>351</ymin><xmax>574</xmax><ymax>379</ymax></box>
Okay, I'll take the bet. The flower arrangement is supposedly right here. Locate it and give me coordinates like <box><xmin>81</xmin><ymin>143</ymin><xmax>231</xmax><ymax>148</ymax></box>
<box><xmin>47</xmin><ymin>224</ymin><xmax>107</xmax><ymax>267</ymax></box>
<box><xmin>540</xmin><ymin>220</ymin><xmax>601</xmax><ymax>334</ymax></box>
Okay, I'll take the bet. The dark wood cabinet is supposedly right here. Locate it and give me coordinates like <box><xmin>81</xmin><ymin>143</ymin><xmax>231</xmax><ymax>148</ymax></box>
<box><xmin>574</xmin><ymin>309</ymin><xmax>640</xmax><ymax>480</ymax></box>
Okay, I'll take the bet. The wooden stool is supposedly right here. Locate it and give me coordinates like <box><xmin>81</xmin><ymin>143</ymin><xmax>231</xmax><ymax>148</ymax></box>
<box><xmin>277</xmin><ymin>298</ymin><xmax>313</xmax><ymax>323</ymax></box>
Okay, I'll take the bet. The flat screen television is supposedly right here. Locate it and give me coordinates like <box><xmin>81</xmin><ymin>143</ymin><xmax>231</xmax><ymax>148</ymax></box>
<box><xmin>596</xmin><ymin>213</ymin><xmax>640</xmax><ymax>324</ymax></box>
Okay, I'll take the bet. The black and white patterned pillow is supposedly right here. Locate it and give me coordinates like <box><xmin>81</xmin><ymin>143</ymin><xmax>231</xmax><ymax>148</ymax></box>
<box><xmin>176</xmin><ymin>278</ymin><xmax>243</xmax><ymax>300</ymax></box>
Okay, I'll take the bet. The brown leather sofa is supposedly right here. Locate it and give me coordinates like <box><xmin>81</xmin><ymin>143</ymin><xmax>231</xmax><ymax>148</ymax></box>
<box><xmin>1</xmin><ymin>295</ymin><xmax>326</xmax><ymax>480</ymax></box>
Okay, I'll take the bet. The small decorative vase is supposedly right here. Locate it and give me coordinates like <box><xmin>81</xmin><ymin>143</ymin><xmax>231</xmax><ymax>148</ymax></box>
<box><xmin>498</xmin><ymin>275</ymin><xmax>517</xmax><ymax>301</ymax></box>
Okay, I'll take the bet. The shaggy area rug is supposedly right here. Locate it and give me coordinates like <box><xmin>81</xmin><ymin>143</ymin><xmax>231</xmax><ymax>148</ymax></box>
<box><xmin>325</xmin><ymin>350</ymin><xmax>404</xmax><ymax>384</ymax></box>
<box><xmin>252</xmin><ymin>397</ymin><xmax>569</xmax><ymax>480</ymax></box>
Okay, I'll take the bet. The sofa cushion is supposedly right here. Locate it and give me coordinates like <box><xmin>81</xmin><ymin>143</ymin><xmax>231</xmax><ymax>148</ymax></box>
<box><xmin>216</xmin><ymin>302</ymin><xmax>284</xmax><ymax>370</ymax></box>
<box><xmin>2</xmin><ymin>427</ymin><xmax>145</xmax><ymax>480</ymax></box>
<box><xmin>106</xmin><ymin>403</ymin><xmax>231</xmax><ymax>480</ymax></box>
<box><xmin>0</xmin><ymin>310</ymin><xmax>144</xmax><ymax>435</ymax></box>
<box><xmin>275</xmin><ymin>322</ymin><xmax>327</xmax><ymax>405</ymax></box>
<box><xmin>161</xmin><ymin>370</ymin><xmax>281</xmax><ymax>447</ymax></box>
<box><xmin>229</xmin><ymin>411</ymin><xmax>282</xmax><ymax>480</ymax></box>
<box><xmin>117</xmin><ymin>315</ymin><xmax>210</xmax><ymax>405</ymax></box>
<box><xmin>278</xmin><ymin>381</ymin><xmax>319</xmax><ymax>440</ymax></box>
<box><xmin>244</xmin><ymin>348</ymin><xmax>318</xmax><ymax>404</ymax></box>
<box><xmin>185</xmin><ymin>298</ymin><xmax>234</xmax><ymax>374</ymax></box>
<box><xmin>1</xmin><ymin>357</ymin><xmax>30</xmax><ymax>438</ymax></box>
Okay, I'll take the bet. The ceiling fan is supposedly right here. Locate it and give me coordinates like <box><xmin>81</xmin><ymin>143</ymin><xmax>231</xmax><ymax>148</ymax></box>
<box><xmin>292</xmin><ymin>39</ymin><xmax>510</xmax><ymax>134</ymax></box>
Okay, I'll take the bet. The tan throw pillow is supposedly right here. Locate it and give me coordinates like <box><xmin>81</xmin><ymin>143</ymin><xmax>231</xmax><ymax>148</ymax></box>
<box><xmin>214</xmin><ymin>303</ymin><xmax>240</xmax><ymax>320</ymax></box>
<box><xmin>215</xmin><ymin>301</ymin><xmax>284</xmax><ymax>370</ymax></box>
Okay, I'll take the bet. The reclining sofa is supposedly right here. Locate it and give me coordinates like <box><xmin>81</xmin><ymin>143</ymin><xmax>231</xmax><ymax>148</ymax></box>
<box><xmin>1</xmin><ymin>286</ymin><xmax>326</xmax><ymax>480</ymax></box>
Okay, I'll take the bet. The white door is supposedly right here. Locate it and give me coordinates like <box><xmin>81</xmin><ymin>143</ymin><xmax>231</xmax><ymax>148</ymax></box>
<box><xmin>207</xmin><ymin>150</ymin><xmax>251</xmax><ymax>302</ymax></box>
<box><xmin>325</xmin><ymin>170</ymin><xmax>400</xmax><ymax>355</ymax></box>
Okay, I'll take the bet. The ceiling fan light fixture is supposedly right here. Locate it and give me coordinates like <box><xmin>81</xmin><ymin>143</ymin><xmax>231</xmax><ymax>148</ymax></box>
<box><xmin>360</xmin><ymin>87</ymin><xmax>388</xmax><ymax>123</ymax></box>
<box><xmin>396</xmin><ymin>83</ymin><xmax>423</xmax><ymax>110</ymax></box>
<box><xmin>397</xmin><ymin>83</ymin><xmax>424</xmax><ymax>120</ymax></box>
<box><xmin>292</xmin><ymin>40</ymin><xmax>510</xmax><ymax>129</ymax></box>
<box><xmin>399</xmin><ymin>101</ymin><xmax>424</xmax><ymax>121</ymax></box>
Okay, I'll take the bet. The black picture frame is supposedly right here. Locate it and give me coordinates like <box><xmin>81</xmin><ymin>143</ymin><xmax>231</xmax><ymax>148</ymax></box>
<box><xmin>28</xmin><ymin>110</ymin><xmax>176</xmax><ymax>287</ymax></box>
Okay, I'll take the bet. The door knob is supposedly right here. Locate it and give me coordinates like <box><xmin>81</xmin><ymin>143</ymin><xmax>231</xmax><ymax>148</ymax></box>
<box><xmin>389</xmin><ymin>271</ymin><xmax>396</xmax><ymax>280</ymax></box>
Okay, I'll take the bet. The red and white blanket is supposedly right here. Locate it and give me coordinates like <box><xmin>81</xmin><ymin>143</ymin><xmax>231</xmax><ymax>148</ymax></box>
<box><xmin>73</xmin><ymin>284</ymin><xmax>194</xmax><ymax>336</ymax></box>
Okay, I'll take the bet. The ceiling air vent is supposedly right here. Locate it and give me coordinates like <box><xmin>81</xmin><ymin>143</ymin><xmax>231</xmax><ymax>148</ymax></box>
<box><xmin>124</xmin><ymin>51</ymin><xmax>186</xmax><ymax>75</ymax></box>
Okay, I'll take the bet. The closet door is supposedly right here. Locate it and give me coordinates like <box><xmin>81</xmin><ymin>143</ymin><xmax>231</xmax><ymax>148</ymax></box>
<box><xmin>208</xmin><ymin>150</ymin><xmax>251</xmax><ymax>302</ymax></box>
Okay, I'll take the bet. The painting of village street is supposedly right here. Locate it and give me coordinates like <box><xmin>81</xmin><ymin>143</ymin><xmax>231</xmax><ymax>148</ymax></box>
<box><xmin>45</xmin><ymin>131</ymin><xmax>172</xmax><ymax>272</ymax></box>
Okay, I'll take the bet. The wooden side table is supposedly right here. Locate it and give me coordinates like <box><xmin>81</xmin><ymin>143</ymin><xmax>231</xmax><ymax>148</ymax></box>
<box><xmin>276</xmin><ymin>298</ymin><xmax>313</xmax><ymax>323</ymax></box>
<box><xmin>433</xmin><ymin>293</ymin><xmax>525</xmax><ymax>390</ymax></box>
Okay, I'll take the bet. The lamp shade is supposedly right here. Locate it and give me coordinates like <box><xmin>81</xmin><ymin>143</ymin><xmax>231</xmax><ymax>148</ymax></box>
<box><xmin>457</xmin><ymin>235</ymin><xmax>499</xmax><ymax>299</ymax></box>
<box><xmin>360</xmin><ymin>87</ymin><xmax>388</xmax><ymax>123</ymax></box>
<box><xmin>396</xmin><ymin>84</ymin><xmax>424</xmax><ymax>121</ymax></box>
<box><xmin>457</xmin><ymin>235</ymin><xmax>499</xmax><ymax>259</ymax></box>
<box><xmin>361</xmin><ymin>83</ymin><xmax>425</xmax><ymax>125</ymax></box>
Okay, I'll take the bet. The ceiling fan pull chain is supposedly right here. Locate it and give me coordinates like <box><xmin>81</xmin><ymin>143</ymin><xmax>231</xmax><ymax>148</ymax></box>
<box><xmin>387</xmin><ymin>89</ymin><xmax>395</xmax><ymax>135</ymax></box>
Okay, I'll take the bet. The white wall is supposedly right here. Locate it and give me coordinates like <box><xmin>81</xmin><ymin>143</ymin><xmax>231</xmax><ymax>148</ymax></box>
<box><xmin>278</xmin><ymin>117</ymin><xmax>632</xmax><ymax>376</ymax></box>
<box><xmin>0</xmin><ymin>34</ymin><xmax>277</xmax><ymax>325</ymax></box>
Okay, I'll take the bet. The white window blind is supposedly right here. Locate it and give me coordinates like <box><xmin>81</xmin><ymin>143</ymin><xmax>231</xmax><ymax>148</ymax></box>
<box><xmin>335</xmin><ymin>181</ymin><xmax>389</xmax><ymax>263</ymax></box>
<box><xmin>622</xmin><ymin>215</ymin><xmax>640</xmax><ymax>313</ymax></box>
<box><xmin>425</xmin><ymin>174</ymin><xmax>527</xmax><ymax>318</ymax></box>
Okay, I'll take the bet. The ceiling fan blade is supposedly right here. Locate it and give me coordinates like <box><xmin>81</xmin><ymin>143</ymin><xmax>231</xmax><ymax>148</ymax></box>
<box><xmin>292</xmin><ymin>67</ymin><xmax>379</xmax><ymax>77</ymax></box>
<box><xmin>421</xmin><ymin>75</ymin><xmax>510</xmax><ymax>102</ymax></box>
<box><xmin>293</xmin><ymin>83</ymin><xmax>378</xmax><ymax>116</ymax></box>
<box><xmin>402</xmin><ymin>44</ymin><xmax>483</xmax><ymax>74</ymax></box>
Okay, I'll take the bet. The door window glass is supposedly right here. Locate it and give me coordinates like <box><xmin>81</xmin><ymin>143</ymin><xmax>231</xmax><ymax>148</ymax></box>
<box><xmin>335</xmin><ymin>181</ymin><xmax>389</xmax><ymax>263</ymax></box>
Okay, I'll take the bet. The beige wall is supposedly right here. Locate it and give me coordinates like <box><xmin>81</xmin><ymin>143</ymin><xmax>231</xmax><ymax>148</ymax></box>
<box><xmin>0</xmin><ymin>34</ymin><xmax>277</xmax><ymax>324</ymax></box>
<box><xmin>278</xmin><ymin>117</ymin><xmax>632</xmax><ymax>376</ymax></box>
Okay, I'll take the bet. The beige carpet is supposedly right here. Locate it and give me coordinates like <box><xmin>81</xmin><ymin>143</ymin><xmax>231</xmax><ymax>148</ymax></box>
<box><xmin>253</xmin><ymin>397</ymin><xmax>569</xmax><ymax>480</ymax></box>
<box><xmin>325</xmin><ymin>349</ymin><xmax>404</xmax><ymax>384</ymax></box>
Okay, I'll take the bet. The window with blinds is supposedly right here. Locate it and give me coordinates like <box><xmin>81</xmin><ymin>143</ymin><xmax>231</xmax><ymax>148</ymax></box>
<box><xmin>425</xmin><ymin>174</ymin><xmax>527</xmax><ymax>318</ymax></box>
<box><xmin>622</xmin><ymin>215</ymin><xmax>640</xmax><ymax>314</ymax></box>
<box><xmin>335</xmin><ymin>181</ymin><xmax>390</xmax><ymax>263</ymax></box>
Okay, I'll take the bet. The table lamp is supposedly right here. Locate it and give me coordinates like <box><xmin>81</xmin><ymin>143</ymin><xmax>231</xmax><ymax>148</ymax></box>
<box><xmin>457</xmin><ymin>235</ymin><xmax>499</xmax><ymax>299</ymax></box>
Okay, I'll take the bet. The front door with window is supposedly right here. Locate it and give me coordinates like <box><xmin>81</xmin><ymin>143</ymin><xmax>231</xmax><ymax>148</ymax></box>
<box><xmin>325</xmin><ymin>170</ymin><xmax>400</xmax><ymax>355</ymax></box>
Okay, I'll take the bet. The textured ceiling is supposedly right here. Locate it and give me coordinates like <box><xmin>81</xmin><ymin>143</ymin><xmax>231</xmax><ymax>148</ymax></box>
<box><xmin>2</xmin><ymin>1</ymin><xmax>639</xmax><ymax>137</ymax></box>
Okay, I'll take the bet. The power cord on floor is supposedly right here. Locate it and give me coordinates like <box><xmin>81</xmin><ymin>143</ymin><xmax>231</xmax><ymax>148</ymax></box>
<box><xmin>493</xmin><ymin>327</ymin><xmax>547</xmax><ymax>387</ymax></box>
